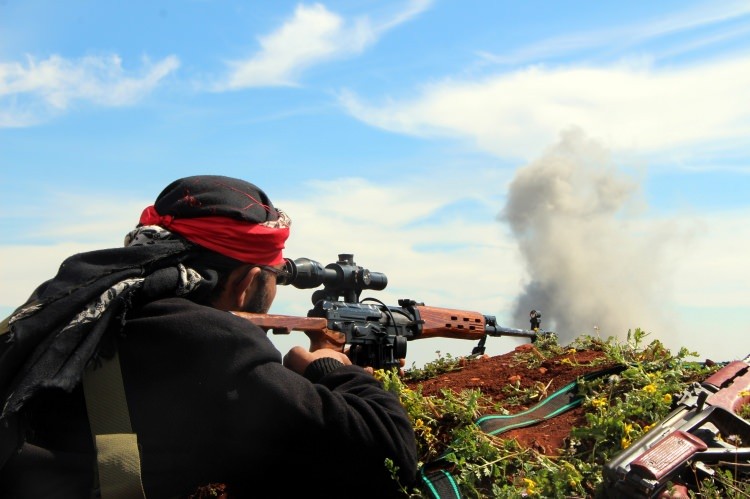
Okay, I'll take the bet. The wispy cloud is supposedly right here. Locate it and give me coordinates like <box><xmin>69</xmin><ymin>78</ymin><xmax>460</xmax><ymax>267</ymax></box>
<box><xmin>339</xmin><ymin>54</ymin><xmax>750</xmax><ymax>162</ymax></box>
<box><xmin>0</xmin><ymin>54</ymin><xmax>180</xmax><ymax>127</ymax></box>
<box><xmin>216</xmin><ymin>0</ymin><xmax>431</xmax><ymax>90</ymax></box>
<box><xmin>478</xmin><ymin>1</ymin><xmax>750</xmax><ymax>65</ymax></box>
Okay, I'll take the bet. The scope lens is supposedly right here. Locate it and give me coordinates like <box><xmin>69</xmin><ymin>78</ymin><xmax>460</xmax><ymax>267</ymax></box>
<box><xmin>287</xmin><ymin>257</ymin><xmax>328</xmax><ymax>289</ymax></box>
<box><xmin>274</xmin><ymin>258</ymin><xmax>295</xmax><ymax>286</ymax></box>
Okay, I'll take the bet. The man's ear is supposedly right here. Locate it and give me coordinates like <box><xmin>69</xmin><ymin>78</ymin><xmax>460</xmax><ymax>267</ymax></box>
<box><xmin>231</xmin><ymin>265</ymin><xmax>261</xmax><ymax>309</ymax></box>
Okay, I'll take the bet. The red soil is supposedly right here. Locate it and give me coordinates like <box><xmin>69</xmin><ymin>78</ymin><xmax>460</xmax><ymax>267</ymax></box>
<box><xmin>406</xmin><ymin>344</ymin><xmax>618</xmax><ymax>455</ymax></box>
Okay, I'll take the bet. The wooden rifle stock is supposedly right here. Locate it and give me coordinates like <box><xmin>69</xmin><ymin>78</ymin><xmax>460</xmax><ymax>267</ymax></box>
<box><xmin>231</xmin><ymin>312</ymin><xmax>327</xmax><ymax>335</ymax></box>
<box><xmin>231</xmin><ymin>312</ymin><xmax>346</xmax><ymax>351</ymax></box>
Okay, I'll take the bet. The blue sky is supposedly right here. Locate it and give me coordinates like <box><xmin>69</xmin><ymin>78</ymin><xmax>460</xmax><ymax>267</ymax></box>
<box><xmin>2</xmin><ymin>0</ymin><xmax>749</xmax><ymax>366</ymax></box>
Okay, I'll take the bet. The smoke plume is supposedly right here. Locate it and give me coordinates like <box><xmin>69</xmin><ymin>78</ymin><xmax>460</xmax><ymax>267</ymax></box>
<box><xmin>500</xmin><ymin>128</ymin><xmax>674</xmax><ymax>343</ymax></box>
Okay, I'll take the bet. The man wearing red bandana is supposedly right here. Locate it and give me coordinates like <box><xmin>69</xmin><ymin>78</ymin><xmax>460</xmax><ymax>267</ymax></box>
<box><xmin>0</xmin><ymin>175</ymin><xmax>418</xmax><ymax>498</ymax></box>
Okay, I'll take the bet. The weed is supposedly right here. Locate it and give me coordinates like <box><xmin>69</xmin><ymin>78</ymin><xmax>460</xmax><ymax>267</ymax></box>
<box><xmin>405</xmin><ymin>352</ymin><xmax>465</xmax><ymax>382</ymax></box>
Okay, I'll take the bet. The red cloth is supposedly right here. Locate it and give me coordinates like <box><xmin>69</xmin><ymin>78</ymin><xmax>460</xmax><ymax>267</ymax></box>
<box><xmin>139</xmin><ymin>205</ymin><xmax>288</xmax><ymax>265</ymax></box>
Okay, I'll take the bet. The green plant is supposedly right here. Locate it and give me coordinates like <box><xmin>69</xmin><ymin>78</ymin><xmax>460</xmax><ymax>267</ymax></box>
<box><xmin>405</xmin><ymin>352</ymin><xmax>465</xmax><ymax>382</ymax></box>
<box><xmin>739</xmin><ymin>401</ymin><xmax>750</xmax><ymax>420</ymax></box>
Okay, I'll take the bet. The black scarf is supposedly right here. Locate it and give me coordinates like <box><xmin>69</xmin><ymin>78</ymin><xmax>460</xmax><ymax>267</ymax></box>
<box><xmin>0</xmin><ymin>236</ymin><xmax>213</xmax><ymax>418</ymax></box>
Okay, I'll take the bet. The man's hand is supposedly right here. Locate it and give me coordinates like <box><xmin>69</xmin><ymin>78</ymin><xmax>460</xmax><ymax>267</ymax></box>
<box><xmin>283</xmin><ymin>345</ymin><xmax>351</xmax><ymax>376</ymax></box>
<box><xmin>305</xmin><ymin>329</ymin><xmax>346</xmax><ymax>352</ymax></box>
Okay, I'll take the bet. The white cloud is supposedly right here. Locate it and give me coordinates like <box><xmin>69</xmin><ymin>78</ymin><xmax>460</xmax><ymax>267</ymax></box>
<box><xmin>0</xmin><ymin>243</ymin><xmax>105</xmax><ymax>308</ymax></box>
<box><xmin>339</xmin><ymin>55</ymin><xmax>750</xmax><ymax>161</ymax></box>
<box><xmin>218</xmin><ymin>0</ymin><xmax>431</xmax><ymax>89</ymax></box>
<box><xmin>0</xmin><ymin>54</ymin><xmax>180</xmax><ymax>126</ymax></box>
<box><xmin>0</xmin><ymin>191</ymin><xmax>150</xmax><ymax>306</ymax></box>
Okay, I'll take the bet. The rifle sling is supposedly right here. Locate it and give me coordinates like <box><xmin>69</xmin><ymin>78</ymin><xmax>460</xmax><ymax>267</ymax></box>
<box><xmin>475</xmin><ymin>364</ymin><xmax>625</xmax><ymax>435</ymax></box>
<box><xmin>82</xmin><ymin>350</ymin><xmax>147</xmax><ymax>499</ymax></box>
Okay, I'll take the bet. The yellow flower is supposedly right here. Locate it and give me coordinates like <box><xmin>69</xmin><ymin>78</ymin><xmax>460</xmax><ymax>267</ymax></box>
<box><xmin>591</xmin><ymin>397</ymin><xmax>607</xmax><ymax>409</ymax></box>
<box><xmin>643</xmin><ymin>423</ymin><xmax>656</xmax><ymax>432</ymax></box>
<box><xmin>523</xmin><ymin>478</ymin><xmax>536</xmax><ymax>495</ymax></box>
<box><xmin>662</xmin><ymin>393</ymin><xmax>672</xmax><ymax>404</ymax></box>
<box><xmin>642</xmin><ymin>384</ymin><xmax>657</xmax><ymax>394</ymax></box>
<box><xmin>621</xmin><ymin>437</ymin><xmax>631</xmax><ymax>449</ymax></box>
<box><xmin>623</xmin><ymin>423</ymin><xmax>633</xmax><ymax>436</ymax></box>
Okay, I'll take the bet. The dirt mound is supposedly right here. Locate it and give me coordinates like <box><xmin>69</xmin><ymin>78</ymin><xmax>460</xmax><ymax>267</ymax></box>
<box><xmin>405</xmin><ymin>344</ymin><xmax>619</xmax><ymax>455</ymax></box>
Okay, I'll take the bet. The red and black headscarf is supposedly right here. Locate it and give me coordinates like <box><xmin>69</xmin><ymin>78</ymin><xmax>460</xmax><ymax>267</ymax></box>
<box><xmin>0</xmin><ymin>175</ymin><xmax>291</xmax><ymax>418</ymax></box>
<box><xmin>141</xmin><ymin>175</ymin><xmax>290</xmax><ymax>265</ymax></box>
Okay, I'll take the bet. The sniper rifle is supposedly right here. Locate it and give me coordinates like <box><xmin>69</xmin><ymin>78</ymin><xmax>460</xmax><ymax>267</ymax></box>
<box><xmin>233</xmin><ymin>253</ymin><xmax>542</xmax><ymax>370</ymax></box>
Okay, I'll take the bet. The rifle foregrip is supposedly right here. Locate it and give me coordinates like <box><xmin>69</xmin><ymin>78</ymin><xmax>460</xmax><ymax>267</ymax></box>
<box><xmin>415</xmin><ymin>305</ymin><xmax>487</xmax><ymax>340</ymax></box>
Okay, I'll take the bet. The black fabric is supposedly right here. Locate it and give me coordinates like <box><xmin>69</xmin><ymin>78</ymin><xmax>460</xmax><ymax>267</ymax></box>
<box><xmin>0</xmin><ymin>413</ymin><xmax>22</xmax><ymax>470</ymax></box>
<box><xmin>153</xmin><ymin>175</ymin><xmax>280</xmax><ymax>223</ymax></box>
<box><xmin>0</xmin><ymin>298</ymin><xmax>418</xmax><ymax>498</ymax></box>
<box><xmin>0</xmin><ymin>238</ymin><xmax>201</xmax><ymax>419</ymax></box>
<box><xmin>303</xmin><ymin>357</ymin><xmax>346</xmax><ymax>383</ymax></box>
<box><xmin>0</xmin><ymin>384</ymin><xmax>94</xmax><ymax>499</ymax></box>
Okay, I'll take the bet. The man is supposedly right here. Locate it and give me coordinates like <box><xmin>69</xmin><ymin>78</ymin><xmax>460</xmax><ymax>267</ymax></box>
<box><xmin>0</xmin><ymin>175</ymin><xmax>418</xmax><ymax>498</ymax></box>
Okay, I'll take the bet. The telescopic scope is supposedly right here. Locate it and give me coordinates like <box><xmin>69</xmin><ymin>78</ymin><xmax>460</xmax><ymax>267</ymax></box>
<box><xmin>278</xmin><ymin>253</ymin><xmax>387</xmax><ymax>302</ymax></box>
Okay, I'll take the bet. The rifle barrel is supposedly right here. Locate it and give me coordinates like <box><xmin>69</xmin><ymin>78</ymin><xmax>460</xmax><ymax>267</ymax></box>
<box><xmin>485</xmin><ymin>325</ymin><xmax>538</xmax><ymax>338</ymax></box>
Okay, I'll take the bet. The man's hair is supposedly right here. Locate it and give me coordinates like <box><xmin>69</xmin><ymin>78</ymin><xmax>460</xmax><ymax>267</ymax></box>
<box><xmin>184</xmin><ymin>246</ymin><xmax>247</xmax><ymax>305</ymax></box>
